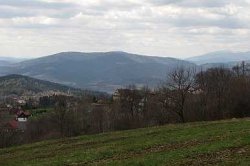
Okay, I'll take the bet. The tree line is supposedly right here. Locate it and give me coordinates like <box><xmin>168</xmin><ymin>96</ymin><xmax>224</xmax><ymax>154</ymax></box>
<box><xmin>1</xmin><ymin>62</ymin><xmax>250</xmax><ymax>148</ymax></box>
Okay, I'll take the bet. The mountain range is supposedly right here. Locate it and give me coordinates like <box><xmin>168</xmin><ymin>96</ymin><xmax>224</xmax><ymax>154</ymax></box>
<box><xmin>0</xmin><ymin>52</ymin><xmax>195</xmax><ymax>92</ymax></box>
<box><xmin>0</xmin><ymin>50</ymin><xmax>249</xmax><ymax>93</ymax></box>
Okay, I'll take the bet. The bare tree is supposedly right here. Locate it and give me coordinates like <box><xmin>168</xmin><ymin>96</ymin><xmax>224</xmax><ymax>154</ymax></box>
<box><xmin>232</xmin><ymin>61</ymin><xmax>250</xmax><ymax>77</ymax></box>
<box><xmin>161</xmin><ymin>67</ymin><xmax>196</xmax><ymax>123</ymax></box>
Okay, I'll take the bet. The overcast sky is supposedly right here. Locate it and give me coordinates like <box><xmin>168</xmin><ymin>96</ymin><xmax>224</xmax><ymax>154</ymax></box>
<box><xmin>0</xmin><ymin>0</ymin><xmax>250</xmax><ymax>58</ymax></box>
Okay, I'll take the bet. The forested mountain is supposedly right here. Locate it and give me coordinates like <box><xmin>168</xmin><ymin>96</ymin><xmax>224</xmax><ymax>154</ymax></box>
<box><xmin>0</xmin><ymin>74</ymin><xmax>104</xmax><ymax>97</ymax></box>
<box><xmin>0</xmin><ymin>52</ymin><xmax>195</xmax><ymax>92</ymax></box>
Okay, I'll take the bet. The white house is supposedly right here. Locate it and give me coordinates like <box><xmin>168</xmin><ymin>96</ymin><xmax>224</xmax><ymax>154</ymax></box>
<box><xmin>16</xmin><ymin>111</ymin><xmax>31</xmax><ymax>122</ymax></box>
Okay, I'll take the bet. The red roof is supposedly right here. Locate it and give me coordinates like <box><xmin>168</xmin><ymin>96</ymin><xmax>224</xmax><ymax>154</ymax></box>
<box><xmin>16</xmin><ymin>111</ymin><xmax>31</xmax><ymax>117</ymax></box>
<box><xmin>8</xmin><ymin>120</ymin><xmax>18</xmax><ymax>129</ymax></box>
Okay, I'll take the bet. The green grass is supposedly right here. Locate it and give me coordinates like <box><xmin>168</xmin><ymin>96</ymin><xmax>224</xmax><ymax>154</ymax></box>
<box><xmin>0</xmin><ymin>118</ymin><xmax>249</xmax><ymax>166</ymax></box>
<box><xmin>28</xmin><ymin>108</ymin><xmax>53</xmax><ymax>118</ymax></box>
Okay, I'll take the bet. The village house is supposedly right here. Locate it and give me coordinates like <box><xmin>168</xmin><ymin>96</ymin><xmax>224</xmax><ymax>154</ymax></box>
<box><xmin>16</xmin><ymin>111</ymin><xmax>31</xmax><ymax>122</ymax></box>
<box><xmin>3</xmin><ymin>110</ymin><xmax>32</xmax><ymax>131</ymax></box>
<box><xmin>17</xmin><ymin>99</ymin><xmax>26</xmax><ymax>105</ymax></box>
<box><xmin>112</xmin><ymin>89</ymin><xmax>121</xmax><ymax>101</ymax></box>
<box><xmin>112</xmin><ymin>89</ymin><xmax>134</xmax><ymax>101</ymax></box>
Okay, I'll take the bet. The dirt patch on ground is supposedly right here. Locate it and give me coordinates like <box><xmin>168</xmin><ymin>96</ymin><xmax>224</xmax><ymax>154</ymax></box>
<box><xmin>181</xmin><ymin>146</ymin><xmax>250</xmax><ymax>166</ymax></box>
<box><xmin>70</xmin><ymin>138</ymin><xmax>219</xmax><ymax>166</ymax></box>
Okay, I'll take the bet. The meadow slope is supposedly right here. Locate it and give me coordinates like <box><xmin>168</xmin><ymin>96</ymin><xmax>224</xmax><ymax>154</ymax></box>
<box><xmin>0</xmin><ymin>119</ymin><xmax>249</xmax><ymax>166</ymax></box>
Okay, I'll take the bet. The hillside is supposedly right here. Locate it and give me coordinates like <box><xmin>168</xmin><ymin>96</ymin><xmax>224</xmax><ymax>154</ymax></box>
<box><xmin>0</xmin><ymin>119</ymin><xmax>249</xmax><ymax>165</ymax></box>
<box><xmin>186</xmin><ymin>51</ymin><xmax>250</xmax><ymax>65</ymax></box>
<box><xmin>0</xmin><ymin>52</ymin><xmax>196</xmax><ymax>92</ymax></box>
<box><xmin>0</xmin><ymin>74</ymin><xmax>102</xmax><ymax>97</ymax></box>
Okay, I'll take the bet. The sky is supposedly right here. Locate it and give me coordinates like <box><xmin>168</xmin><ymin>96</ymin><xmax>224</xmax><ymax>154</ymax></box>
<box><xmin>0</xmin><ymin>0</ymin><xmax>250</xmax><ymax>59</ymax></box>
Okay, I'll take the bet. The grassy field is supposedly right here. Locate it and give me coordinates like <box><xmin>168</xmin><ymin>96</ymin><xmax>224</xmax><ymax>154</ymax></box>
<box><xmin>0</xmin><ymin>118</ymin><xmax>249</xmax><ymax>166</ymax></box>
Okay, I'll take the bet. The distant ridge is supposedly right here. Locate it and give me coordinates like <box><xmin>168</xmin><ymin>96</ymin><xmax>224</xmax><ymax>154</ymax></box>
<box><xmin>0</xmin><ymin>51</ymin><xmax>196</xmax><ymax>92</ymax></box>
<box><xmin>186</xmin><ymin>51</ymin><xmax>250</xmax><ymax>65</ymax></box>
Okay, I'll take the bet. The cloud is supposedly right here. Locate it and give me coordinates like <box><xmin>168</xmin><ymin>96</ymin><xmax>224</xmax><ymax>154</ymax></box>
<box><xmin>0</xmin><ymin>0</ymin><xmax>250</xmax><ymax>58</ymax></box>
<box><xmin>148</xmin><ymin>0</ymin><xmax>250</xmax><ymax>8</ymax></box>
<box><xmin>0</xmin><ymin>0</ymin><xmax>76</xmax><ymax>9</ymax></box>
